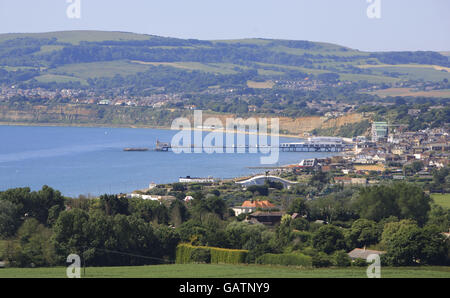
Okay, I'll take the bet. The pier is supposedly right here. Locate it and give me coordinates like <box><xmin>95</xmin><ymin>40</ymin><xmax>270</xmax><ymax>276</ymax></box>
<box><xmin>129</xmin><ymin>137</ymin><xmax>352</xmax><ymax>153</ymax></box>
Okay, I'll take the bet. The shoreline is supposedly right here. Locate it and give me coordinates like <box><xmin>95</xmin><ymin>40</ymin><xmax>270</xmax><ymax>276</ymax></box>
<box><xmin>0</xmin><ymin>121</ymin><xmax>303</xmax><ymax>139</ymax></box>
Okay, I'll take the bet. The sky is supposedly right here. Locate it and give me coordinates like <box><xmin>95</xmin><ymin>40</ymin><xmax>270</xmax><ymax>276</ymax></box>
<box><xmin>0</xmin><ymin>0</ymin><xmax>449</xmax><ymax>52</ymax></box>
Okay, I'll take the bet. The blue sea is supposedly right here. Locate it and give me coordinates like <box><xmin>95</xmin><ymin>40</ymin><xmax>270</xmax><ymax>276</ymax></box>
<box><xmin>0</xmin><ymin>125</ymin><xmax>334</xmax><ymax>197</ymax></box>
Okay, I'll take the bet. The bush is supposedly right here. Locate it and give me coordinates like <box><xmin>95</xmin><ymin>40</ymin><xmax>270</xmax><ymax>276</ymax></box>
<box><xmin>191</xmin><ymin>247</ymin><xmax>211</xmax><ymax>263</ymax></box>
<box><xmin>210</xmin><ymin>247</ymin><xmax>248</xmax><ymax>264</ymax></box>
<box><xmin>291</xmin><ymin>230</ymin><xmax>313</xmax><ymax>245</ymax></box>
<box><xmin>176</xmin><ymin>244</ymin><xmax>248</xmax><ymax>264</ymax></box>
<box><xmin>256</xmin><ymin>253</ymin><xmax>312</xmax><ymax>267</ymax></box>
<box><xmin>291</xmin><ymin>218</ymin><xmax>310</xmax><ymax>231</ymax></box>
<box><xmin>352</xmin><ymin>258</ymin><xmax>367</xmax><ymax>267</ymax></box>
<box><xmin>312</xmin><ymin>252</ymin><xmax>332</xmax><ymax>268</ymax></box>
<box><xmin>332</xmin><ymin>250</ymin><xmax>351</xmax><ymax>267</ymax></box>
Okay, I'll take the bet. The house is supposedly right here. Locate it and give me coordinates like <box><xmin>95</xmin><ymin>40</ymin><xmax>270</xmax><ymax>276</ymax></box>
<box><xmin>348</xmin><ymin>248</ymin><xmax>386</xmax><ymax>260</ymax></box>
<box><xmin>247</xmin><ymin>211</ymin><xmax>284</xmax><ymax>225</ymax></box>
<box><xmin>298</xmin><ymin>159</ymin><xmax>317</xmax><ymax>167</ymax></box>
<box><xmin>179</xmin><ymin>176</ymin><xmax>218</xmax><ymax>183</ymax></box>
<box><xmin>232</xmin><ymin>200</ymin><xmax>276</xmax><ymax>216</ymax></box>
<box><xmin>184</xmin><ymin>196</ymin><xmax>194</xmax><ymax>203</ymax></box>
<box><xmin>127</xmin><ymin>193</ymin><xmax>176</xmax><ymax>205</ymax></box>
<box><xmin>443</xmin><ymin>229</ymin><xmax>450</xmax><ymax>239</ymax></box>
<box><xmin>98</xmin><ymin>99</ymin><xmax>111</xmax><ymax>105</ymax></box>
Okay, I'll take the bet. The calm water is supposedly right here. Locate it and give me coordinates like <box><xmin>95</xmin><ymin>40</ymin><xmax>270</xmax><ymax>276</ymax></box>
<box><xmin>0</xmin><ymin>125</ymin><xmax>334</xmax><ymax>197</ymax></box>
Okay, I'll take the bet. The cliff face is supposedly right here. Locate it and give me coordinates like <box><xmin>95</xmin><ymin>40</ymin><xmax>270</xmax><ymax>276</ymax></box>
<box><xmin>0</xmin><ymin>104</ymin><xmax>366</xmax><ymax>135</ymax></box>
<box><xmin>199</xmin><ymin>112</ymin><xmax>366</xmax><ymax>135</ymax></box>
<box><xmin>0</xmin><ymin>104</ymin><xmax>97</xmax><ymax>123</ymax></box>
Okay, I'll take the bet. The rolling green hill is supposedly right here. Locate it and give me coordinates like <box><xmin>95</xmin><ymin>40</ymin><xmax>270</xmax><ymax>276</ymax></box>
<box><xmin>0</xmin><ymin>30</ymin><xmax>449</xmax><ymax>90</ymax></box>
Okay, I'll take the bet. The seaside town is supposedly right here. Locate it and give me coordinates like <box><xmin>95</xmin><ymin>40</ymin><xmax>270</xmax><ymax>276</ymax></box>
<box><xmin>1</xmin><ymin>0</ymin><xmax>450</xmax><ymax>278</ymax></box>
<box><xmin>126</xmin><ymin>121</ymin><xmax>449</xmax><ymax>226</ymax></box>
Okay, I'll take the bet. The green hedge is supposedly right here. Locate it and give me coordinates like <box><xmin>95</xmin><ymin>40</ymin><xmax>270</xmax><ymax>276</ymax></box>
<box><xmin>256</xmin><ymin>253</ymin><xmax>312</xmax><ymax>267</ymax></box>
<box><xmin>176</xmin><ymin>244</ymin><xmax>248</xmax><ymax>264</ymax></box>
<box><xmin>210</xmin><ymin>247</ymin><xmax>248</xmax><ymax>264</ymax></box>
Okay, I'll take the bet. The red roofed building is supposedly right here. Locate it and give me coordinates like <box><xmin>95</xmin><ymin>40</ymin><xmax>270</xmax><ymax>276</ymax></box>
<box><xmin>232</xmin><ymin>200</ymin><xmax>276</xmax><ymax>216</ymax></box>
<box><xmin>241</xmin><ymin>200</ymin><xmax>275</xmax><ymax>209</ymax></box>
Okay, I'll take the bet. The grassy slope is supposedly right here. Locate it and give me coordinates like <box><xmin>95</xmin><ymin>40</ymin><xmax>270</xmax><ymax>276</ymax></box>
<box><xmin>49</xmin><ymin>60</ymin><xmax>153</xmax><ymax>79</ymax></box>
<box><xmin>0</xmin><ymin>30</ymin><xmax>152</xmax><ymax>45</ymax></box>
<box><xmin>1</xmin><ymin>30</ymin><xmax>449</xmax><ymax>85</ymax></box>
<box><xmin>431</xmin><ymin>193</ymin><xmax>450</xmax><ymax>209</ymax></box>
<box><xmin>0</xmin><ymin>264</ymin><xmax>449</xmax><ymax>278</ymax></box>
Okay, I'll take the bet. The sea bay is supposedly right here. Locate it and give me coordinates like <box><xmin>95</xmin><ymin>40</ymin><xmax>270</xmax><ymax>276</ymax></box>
<box><xmin>0</xmin><ymin>125</ymin><xmax>335</xmax><ymax>197</ymax></box>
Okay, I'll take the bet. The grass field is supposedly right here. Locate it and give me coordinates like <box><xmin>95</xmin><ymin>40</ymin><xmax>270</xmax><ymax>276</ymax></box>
<box><xmin>50</xmin><ymin>60</ymin><xmax>152</xmax><ymax>79</ymax></box>
<box><xmin>431</xmin><ymin>193</ymin><xmax>450</xmax><ymax>209</ymax></box>
<box><xmin>247</xmin><ymin>80</ymin><xmax>275</xmax><ymax>89</ymax></box>
<box><xmin>0</xmin><ymin>264</ymin><xmax>449</xmax><ymax>278</ymax></box>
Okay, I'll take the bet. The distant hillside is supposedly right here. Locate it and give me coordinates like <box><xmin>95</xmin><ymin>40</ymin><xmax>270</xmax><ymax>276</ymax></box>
<box><xmin>1</xmin><ymin>30</ymin><xmax>449</xmax><ymax>91</ymax></box>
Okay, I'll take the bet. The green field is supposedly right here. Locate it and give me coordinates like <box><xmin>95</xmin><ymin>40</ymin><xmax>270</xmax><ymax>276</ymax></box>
<box><xmin>0</xmin><ymin>30</ymin><xmax>153</xmax><ymax>45</ymax></box>
<box><xmin>0</xmin><ymin>264</ymin><xmax>449</xmax><ymax>278</ymax></box>
<box><xmin>432</xmin><ymin>193</ymin><xmax>450</xmax><ymax>209</ymax></box>
<box><xmin>49</xmin><ymin>60</ymin><xmax>153</xmax><ymax>79</ymax></box>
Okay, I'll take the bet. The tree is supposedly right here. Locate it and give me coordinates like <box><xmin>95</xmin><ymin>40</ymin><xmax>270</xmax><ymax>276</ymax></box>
<box><xmin>6</xmin><ymin>218</ymin><xmax>56</xmax><ymax>267</ymax></box>
<box><xmin>312</xmin><ymin>225</ymin><xmax>346</xmax><ymax>254</ymax></box>
<box><xmin>247</xmin><ymin>185</ymin><xmax>269</xmax><ymax>196</ymax></box>
<box><xmin>291</xmin><ymin>217</ymin><xmax>310</xmax><ymax>231</ymax></box>
<box><xmin>191</xmin><ymin>194</ymin><xmax>227</xmax><ymax>219</ymax></box>
<box><xmin>169</xmin><ymin>200</ymin><xmax>189</xmax><ymax>227</ymax></box>
<box><xmin>354</xmin><ymin>185</ymin><xmax>399</xmax><ymax>222</ymax></box>
<box><xmin>395</xmin><ymin>183</ymin><xmax>431</xmax><ymax>226</ymax></box>
<box><xmin>427</xmin><ymin>204</ymin><xmax>450</xmax><ymax>232</ymax></box>
<box><xmin>172</xmin><ymin>183</ymin><xmax>187</xmax><ymax>192</ymax></box>
<box><xmin>0</xmin><ymin>186</ymin><xmax>64</xmax><ymax>227</ymax></box>
<box><xmin>51</xmin><ymin>208</ymin><xmax>90</xmax><ymax>260</ymax></box>
<box><xmin>99</xmin><ymin>194</ymin><xmax>129</xmax><ymax>216</ymax></box>
<box><xmin>33</xmin><ymin>185</ymin><xmax>65</xmax><ymax>225</ymax></box>
<box><xmin>287</xmin><ymin>197</ymin><xmax>309</xmax><ymax>217</ymax></box>
<box><xmin>0</xmin><ymin>200</ymin><xmax>21</xmax><ymax>238</ymax></box>
<box><xmin>308</xmin><ymin>189</ymin><xmax>355</xmax><ymax>223</ymax></box>
<box><xmin>346</xmin><ymin>219</ymin><xmax>380</xmax><ymax>249</ymax></box>
<box><xmin>354</xmin><ymin>183</ymin><xmax>431</xmax><ymax>225</ymax></box>
<box><xmin>382</xmin><ymin>220</ymin><xmax>448</xmax><ymax>266</ymax></box>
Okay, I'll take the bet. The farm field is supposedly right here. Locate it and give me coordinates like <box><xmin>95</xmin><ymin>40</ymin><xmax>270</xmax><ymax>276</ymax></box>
<box><xmin>431</xmin><ymin>193</ymin><xmax>450</xmax><ymax>209</ymax></box>
<box><xmin>0</xmin><ymin>264</ymin><xmax>449</xmax><ymax>278</ymax></box>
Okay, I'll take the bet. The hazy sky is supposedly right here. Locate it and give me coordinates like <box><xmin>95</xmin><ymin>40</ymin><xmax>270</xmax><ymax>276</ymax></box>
<box><xmin>0</xmin><ymin>0</ymin><xmax>449</xmax><ymax>51</ymax></box>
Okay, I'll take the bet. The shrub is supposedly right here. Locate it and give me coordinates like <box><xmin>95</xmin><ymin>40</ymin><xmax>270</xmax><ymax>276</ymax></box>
<box><xmin>256</xmin><ymin>253</ymin><xmax>312</xmax><ymax>267</ymax></box>
<box><xmin>210</xmin><ymin>247</ymin><xmax>248</xmax><ymax>264</ymax></box>
<box><xmin>332</xmin><ymin>250</ymin><xmax>351</xmax><ymax>267</ymax></box>
<box><xmin>191</xmin><ymin>247</ymin><xmax>211</xmax><ymax>263</ymax></box>
<box><xmin>176</xmin><ymin>244</ymin><xmax>248</xmax><ymax>264</ymax></box>
<box><xmin>291</xmin><ymin>230</ymin><xmax>313</xmax><ymax>244</ymax></box>
<box><xmin>312</xmin><ymin>252</ymin><xmax>332</xmax><ymax>268</ymax></box>
<box><xmin>352</xmin><ymin>258</ymin><xmax>367</xmax><ymax>267</ymax></box>
<box><xmin>291</xmin><ymin>218</ymin><xmax>310</xmax><ymax>231</ymax></box>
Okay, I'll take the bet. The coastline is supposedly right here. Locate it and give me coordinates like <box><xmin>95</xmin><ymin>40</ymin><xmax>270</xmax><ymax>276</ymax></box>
<box><xmin>0</xmin><ymin>121</ymin><xmax>303</xmax><ymax>139</ymax></box>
